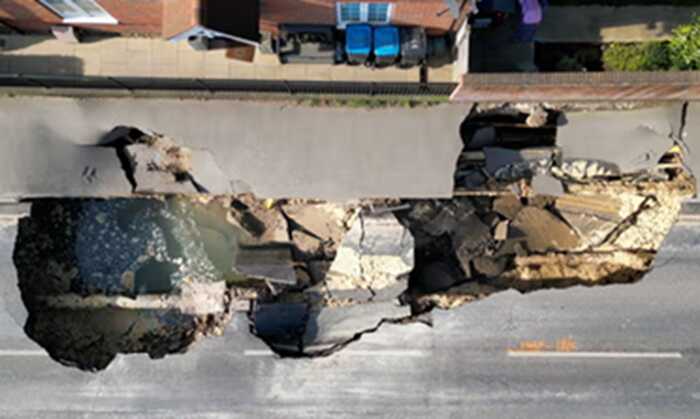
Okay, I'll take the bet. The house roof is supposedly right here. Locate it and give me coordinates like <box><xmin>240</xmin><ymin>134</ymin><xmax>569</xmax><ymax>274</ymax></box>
<box><xmin>162</xmin><ymin>0</ymin><xmax>260</xmax><ymax>42</ymax></box>
<box><xmin>260</xmin><ymin>0</ymin><xmax>467</xmax><ymax>35</ymax></box>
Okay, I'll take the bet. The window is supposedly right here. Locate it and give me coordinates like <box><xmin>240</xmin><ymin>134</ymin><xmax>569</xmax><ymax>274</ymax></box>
<box><xmin>367</xmin><ymin>3</ymin><xmax>390</xmax><ymax>23</ymax></box>
<box><xmin>339</xmin><ymin>3</ymin><xmax>362</xmax><ymax>23</ymax></box>
<box><xmin>39</xmin><ymin>0</ymin><xmax>117</xmax><ymax>24</ymax></box>
<box><xmin>336</xmin><ymin>3</ymin><xmax>392</xmax><ymax>28</ymax></box>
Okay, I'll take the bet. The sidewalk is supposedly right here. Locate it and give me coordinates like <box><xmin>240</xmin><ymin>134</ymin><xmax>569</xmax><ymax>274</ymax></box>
<box><xmin>0</xmin><ymin>96</ymin><xmax>466</xmax><ymax>200</ymax></box>
<box><xmin>0</xmin><ymin>35</ymin><xmax>455</xmax><ymax>83</ymax></box>
<box><xmin>536</xmin><ymin>6</ymin><xmax>700</xmax><ymax>43</ymax></box>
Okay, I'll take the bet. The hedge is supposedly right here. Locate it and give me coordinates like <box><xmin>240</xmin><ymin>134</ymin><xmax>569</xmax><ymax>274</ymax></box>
<box><xmin>602</xmin><ymin>17</ymin><xmax>700</xmax><ymax>71</ymax></box>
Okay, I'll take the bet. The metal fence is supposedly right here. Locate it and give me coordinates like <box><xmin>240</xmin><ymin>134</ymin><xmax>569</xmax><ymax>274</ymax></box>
<box><xmin>0</xmin><ymin>73</ymin><xmax>457</xmax><ymax>96</ymax></box>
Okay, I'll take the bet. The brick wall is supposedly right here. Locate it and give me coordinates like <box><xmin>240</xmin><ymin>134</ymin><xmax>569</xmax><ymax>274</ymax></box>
<box><xmin>261</xmin><ymin>0</ymin><xmax>461</xmax><ymax>35</ymax></box>
<box><xmin>450</xmin><ymin>72</ymin><xmax>700</xmax><ymax>102</ymax></box>
<box><xmin>0</xmin><ymin>0</ymin><xmax>162</xmax><ymax>34</ymax></box>
<box><xmin>1</xmin><ymin>1</ymin><xmax>463</xmax><ymax>36</ymax></box>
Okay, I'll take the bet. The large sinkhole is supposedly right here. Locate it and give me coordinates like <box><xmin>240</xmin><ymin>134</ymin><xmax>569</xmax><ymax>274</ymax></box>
<box><xmin>12</xmin><ymin>176</ymin><xmax>692</xmax><ymax>369</ymax></box>
<box><xmin>9</xmin><ymin>109</ymin><xmax>697</xmax><ymax>371</ymax></box>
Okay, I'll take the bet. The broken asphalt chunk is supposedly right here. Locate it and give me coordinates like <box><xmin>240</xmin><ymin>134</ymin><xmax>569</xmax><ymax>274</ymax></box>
<box><xmin>231</xmin><ymin>195</ymin><xmax>289</xmax><ymax>243</ymax></box>
<box><xmin>422</xmin><ymin>200</ymin><xmax>476</xmax><ymax>237</ymax></box>
<box><xmin>104</xmin><ymin>127</ymin><xmax>233</xmax><ymax>195</ymax></box>
<box><xmin>301</xmin><ymin>301</ymin><xmax>410</xmax><ymax>355</ymax></box>
<box><xmin>484</xmin><ymin>146</ymin><xmax>560</xmax><ymax>176</ymax></box>
<box><xmin>512</xmin><ymin>206</ymin><xmax>579</xmax><ymax>252</ymax></box>
<box><xmin>126</xmin><ymin>143</ymin><xmax>195</xmax><ymax>194</ymax></box>
<box><xmin>236</xmin><ymin>243</ymin><xmax>297</xmax><ymax>286</ymax></box>
<box><xmin>283</xmin><ymin>202</ymin><xmax>351</xmax><ymax>259</ymax></box>
<box><xmin>323</xmin><ymin>212</ymin><xmax>414</xmax><ymax>300</ymax></box>
<box><xmin>530</xmin><ymin>173</ymin><xmax>564</xmax><ymax>196</ymax></box>
<box><xmin>493</xmin><ymin>220</ymin><xmax>509</xmax><ymax>241</ymax></box>
<box><xmin>473</xmin><ymin>255</ymin><xmax>508</xmax><ymax>277</ymax></box>
<box><xmin>555</xmin><ymin>194</ymin><xmax>623</xmax><ymax>222</ymax></box>
<box><xmin>493</xmin><ymin>194</ymin><xmax>523</xmax><ymax>220</ymax></box>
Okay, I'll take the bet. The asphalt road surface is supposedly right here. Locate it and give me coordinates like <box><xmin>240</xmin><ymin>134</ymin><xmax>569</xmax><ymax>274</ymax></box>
<box><xmin>1</xmin><ymin>216</ymin><xmax>700</xmax><ymax>418</ymax></box>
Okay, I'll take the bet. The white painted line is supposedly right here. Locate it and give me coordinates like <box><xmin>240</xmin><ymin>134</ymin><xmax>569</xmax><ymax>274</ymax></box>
<box><xmin>507</xmin><ymin>350</ymin><xmax>683</xmax><ymax>359</ymax></box>
<box><xmin>0</xmin><ymin>349</ymin><xmax>46</xmax><ymax>357</ymax></box>
<box><xmin>337</xmin><ymin>350</ymin><xmax>427</xmax><ymax>357</ymax></box>
<box><xmin>244</xmin><ymin>350</ymin><xmax>276</xmax><ymax>357</ymax></box>
<box><xmin>244</xmin><ymin>349</ymin><xmax>427</xmax><ymax>357</ymax></box>
<box><xmin>678</xmin><ymin>216</ymin><xmax>700</xmax><ymax>224</ymax></box>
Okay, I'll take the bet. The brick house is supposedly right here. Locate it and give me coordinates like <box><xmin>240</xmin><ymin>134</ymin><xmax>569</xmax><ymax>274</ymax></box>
<box><xmin>0</xmin><ymin>0</ymin><xmax>467</xmax><ymax>40</ymax></box>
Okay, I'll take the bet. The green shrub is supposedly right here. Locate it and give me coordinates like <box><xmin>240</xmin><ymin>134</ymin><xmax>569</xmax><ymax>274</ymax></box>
<box><xmin>668</xmin><ymin>16</ymin><xmax>700</xmax><ymax>70</ymax></box>
<box><xmin>556</xmin><ymin>56</ymin><xmax>585</xmax><ymax>71</ymax></box>
<box><xmin>602</xmin><ymin>42</ymin><xmax>671</xmax><ymax>71</ymax></box>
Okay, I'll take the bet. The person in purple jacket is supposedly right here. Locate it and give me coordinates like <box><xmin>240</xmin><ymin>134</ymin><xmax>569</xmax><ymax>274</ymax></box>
<box><xmin>513</xmin><ymin>0</ymin><xmax>547</xmax><ymax>42</ymax></box>
<box><xmin>519</xmin><ymin>0</ymin><xmax>543</xmax><ymax>24</ymax></box>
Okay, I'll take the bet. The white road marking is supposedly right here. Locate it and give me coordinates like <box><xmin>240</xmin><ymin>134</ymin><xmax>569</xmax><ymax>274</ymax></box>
<box><xmin>243</xmin><ymin>350</ymin><xmax>276</xmax><ymax>357</ymax></box>
<box><xmin>678</xmin><ymin>215</ymin><xmax>700</xmax><ymax>224</ymax></box>
<box><xmin>507</xmin><ymin>350</ymin><xmax>683</xmax><ymax>359</ymax></box>
<box><xmin>244</xmin><ymin>349</ymin><xmax>427</xmax><ymax>357</ymax></box>
<box><xmin>0</xmin><ymin>349</ymin><xmax>46</xmax><ymax>357</ymax></box>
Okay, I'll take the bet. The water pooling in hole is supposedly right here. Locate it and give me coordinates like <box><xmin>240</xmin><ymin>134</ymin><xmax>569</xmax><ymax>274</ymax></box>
<box><xmin>12</xmin><ymin>196</ymin><xmax>248</xmax><ymax>371</ymax></box>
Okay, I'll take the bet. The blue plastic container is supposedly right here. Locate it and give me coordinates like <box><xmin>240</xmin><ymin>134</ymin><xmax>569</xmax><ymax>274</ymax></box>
<box><xmin>373</xmin><ymin>26</ymin><xmax>400</xmax><ymax>65</ymax></box>
<box><xmin>345</xmin><ymin>24</ymin><xmax>372</xmax><ymax>64</ymax></box>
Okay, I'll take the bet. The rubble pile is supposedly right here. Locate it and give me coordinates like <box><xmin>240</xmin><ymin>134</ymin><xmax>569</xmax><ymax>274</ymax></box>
<box><xmin>413</xmin><ymin>104</ymin><xmax>695</xmax><ymax>310</ymax></box>
<box><xmin>11</xmin><ymin>110</ymin><xmax>696</xmax><ymax>368</ymax></box>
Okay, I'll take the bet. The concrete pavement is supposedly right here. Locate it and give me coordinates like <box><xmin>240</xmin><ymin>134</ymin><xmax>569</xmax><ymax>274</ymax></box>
<box><xmin>0</xmin><ymin>35</ymin><xmax>455</xmax><ymax>82</ymax></box>
<box><xmin>1</xmin><ymin>219</ymin><xmax>700</xmax><ymax>418</ymax></box>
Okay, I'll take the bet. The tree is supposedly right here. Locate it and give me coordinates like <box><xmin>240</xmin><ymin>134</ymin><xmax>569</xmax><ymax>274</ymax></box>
<box><xmin>668</xmin><ymin>16</ymin><xmax>700</xmax><ymax>70</ymax></box>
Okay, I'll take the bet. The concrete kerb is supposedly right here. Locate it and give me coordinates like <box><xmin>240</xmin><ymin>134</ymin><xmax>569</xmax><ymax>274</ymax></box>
<box><xmin>0</xmin><ymin>87</ymin><xmax>453</xmax><ymax>106</ymax></box>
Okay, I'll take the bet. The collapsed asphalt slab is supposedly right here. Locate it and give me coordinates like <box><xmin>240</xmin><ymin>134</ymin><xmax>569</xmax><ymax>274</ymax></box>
<box><xmin>555</xmin><ymin>104</ymin><xmax>684</xmax><ymax>174</ymax></box>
